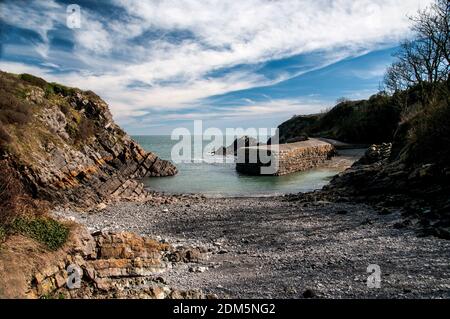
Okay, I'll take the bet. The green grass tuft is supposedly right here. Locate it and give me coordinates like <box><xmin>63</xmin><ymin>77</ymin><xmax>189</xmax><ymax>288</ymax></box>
<box><xmin>12</xmin><ymin>217</ymin><xmax>69</xmax><ymax>250</ymax></box>
<box><xmin>40</xmin><ymin>292</ymin><xmax>66</xmax><ymax>299</ymax></box>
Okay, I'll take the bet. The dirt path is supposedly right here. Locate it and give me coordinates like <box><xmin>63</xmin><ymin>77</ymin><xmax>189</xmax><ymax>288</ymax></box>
<box><xmin>56</xmin><ymin>197</ymin><xmax>450</xmax><ymax>298</ymax></box>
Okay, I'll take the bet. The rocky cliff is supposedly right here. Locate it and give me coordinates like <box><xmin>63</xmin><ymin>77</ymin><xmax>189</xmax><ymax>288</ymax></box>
<box><xmin>0</xmin><ymin>71</ymin><xmax>177</xmax><ymax>209</ymax></box>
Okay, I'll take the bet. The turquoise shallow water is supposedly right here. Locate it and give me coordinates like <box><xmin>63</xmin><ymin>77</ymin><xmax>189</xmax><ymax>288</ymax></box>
<box><xmin>133</xmin><ymin>135</ymin><xmax>345</xmax><ymax>197</ymax></box>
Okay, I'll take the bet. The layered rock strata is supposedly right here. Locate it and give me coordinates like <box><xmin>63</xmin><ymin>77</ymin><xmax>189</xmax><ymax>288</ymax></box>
<box><xmin>21</xmin><ymin>229</ymin><xmax>208</xmax><ymax>299</ymax></box>
<box><xmin>0</xmin><ymin>72</ymin><xmax>177</xmax><ymax>209</ymax></box>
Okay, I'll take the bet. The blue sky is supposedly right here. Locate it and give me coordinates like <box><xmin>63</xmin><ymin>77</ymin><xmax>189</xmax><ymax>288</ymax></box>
<box><xmin>0</xmin><ymin>0</ymin><xmax>433</xmax><ymax>134</ymax></box>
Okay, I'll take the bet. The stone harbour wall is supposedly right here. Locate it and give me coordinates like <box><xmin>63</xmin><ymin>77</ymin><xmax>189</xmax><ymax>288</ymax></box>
<box><xmin>236</xmin><ymin>138</ymin><xmax>335</xmax><ymax>176</ymax></box>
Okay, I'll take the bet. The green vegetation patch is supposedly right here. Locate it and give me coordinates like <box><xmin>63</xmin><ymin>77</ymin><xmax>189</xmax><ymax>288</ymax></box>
<box><xmin>19</xmin><ymin>73</ymin><xmax>48</xmax><ymax>88</ymax></box>
<box><xmin>12</xmin><ymin>217</ymin><xmax>69</xmax><ymax>250</ymax></box>
<box><xmin>19</xmin><ymin>74</ymin><xmax>76</xmax><ymax>97</ymax></box>
<box><xmin>0</xmin><ymin>73</ymin><xmax>35</xmax><ymax>152</ymax></box>
<box><xmin>279</xmin><ymin>93</ymin><xmax>401</xmax><ymax>144</ymax></box>
<box><xmin>408</xmin><ymin>96</ymin><xmax>450</xmax><ymax>166</ymax></box>
<box><xmin>40</xmin><ymin>292</ymin><xmax>66</xmax><ymax>299</ymax></box>
<box><xmin>48</xmin><ymin>82</ymin><xmax>75</xmax><ymax>97</ymax></box>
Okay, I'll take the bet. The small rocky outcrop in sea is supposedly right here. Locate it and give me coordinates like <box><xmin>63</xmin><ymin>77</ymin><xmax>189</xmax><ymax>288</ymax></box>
<box><xmin>212</xmin><ymin>136</ymin><xmax>259</xmax><ymax>156</ymax></box>
<box><xmin>0</xmin><ymin>72</ymin><xmax>177</xmax><ymax>209</ymax></box>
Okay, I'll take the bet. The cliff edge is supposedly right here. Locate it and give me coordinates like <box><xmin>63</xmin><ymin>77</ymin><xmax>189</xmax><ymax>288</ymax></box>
<box><xmin>0</xmin><ymin>71</ymin><xmax>177</xmax><ymax>209</ymax></box>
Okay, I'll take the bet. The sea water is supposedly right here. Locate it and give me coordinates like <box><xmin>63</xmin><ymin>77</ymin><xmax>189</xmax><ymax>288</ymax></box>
<box><xmin>134</xmin><ymin>135</ymin><xmax>348</xmax><ymax>197</ymax></box>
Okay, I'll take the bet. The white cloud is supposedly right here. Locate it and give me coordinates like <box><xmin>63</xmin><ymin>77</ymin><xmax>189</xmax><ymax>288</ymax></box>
<box><xmin>122</xmin><ymin>98</ymin><xmax>326</xmax><ymax>125</ymax></box>
<box><xmin>74</xmin><ymin>19</ymin><xmax>113</xmax><ymax>55</ymax></box>
<box><xmin>349</xmin><ymin>62</ymin><xmax>393</xmax><ymax>80</ymax></box>
<box><xmin>0</xmin><ymin>0</ymin><xmax>63</xmax><ymax>58</ymax></box>
<box><xmin>0</xmin><ymin>61</ymin><xmax>49</xmax><ymax>77</ymax></box>
<box><xmin>0</xmin><ymin>0</ymin><xmax>434</xmax><ymax>131</ymax></box>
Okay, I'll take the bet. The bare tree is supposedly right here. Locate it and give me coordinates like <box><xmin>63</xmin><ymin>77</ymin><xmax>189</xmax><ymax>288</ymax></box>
<box><xmin>384</xmin><ymin>0</ymin><xmax>449</xmax><ymax>102</ymax></box>
<box><xmin>412</xmin><ymin>0</ymin><xmax>450</xmax><ymax>67</ymax></box>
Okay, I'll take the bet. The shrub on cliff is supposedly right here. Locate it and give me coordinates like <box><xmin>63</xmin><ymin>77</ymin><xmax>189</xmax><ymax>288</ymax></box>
<box><xmin>19</xmin><ymin>73</ymin><xmax>76</xmax><ymax>98</ymax></box>
<box><xmin>19</xmin><ymin>73</ymin><xmax>48</xmax><ymax>88</ymax></box>
<box><xmin>0</xmin><ymin>160</ymin><xmax>49</xmax><ymax>225</ymax></box>
<box><xmin>0</xmin><ymin>161</ymin><xmax>24</xmax><ymax>225</ymax></box>
<box><xmin>278</xmin><ymin>93</ymin><xmax>401</xmax><ymax>144</ymax></box>
<box><xmin>0</xmin><ymin>125</ymin><xmax>12</xmax><ymax>151</ymax></box>
<box><xmin>66</xmin><ymin>116</ymin><xmax>99</xmax><ymax>144</ymax></box>
<box><xmin>0</xmin><ymin>88</ymin><xmax>32</xmax><ymax>126</ymax></box>
<box><xmin>320</xmin><ymin>94</ymin><xmax>400</xmax><ymax>143</ymax></box>
<box><xmin>403</xmin><ymin>87</ymin><xmax>450</xmax><ymax>166</ymax></box>
<box><xmin>49</xmin><ymin>83</ymin><xmax>75</xmax><ymax>97</ymax></box>
<box><xmin>0</xmin><ymin>72</ymin><xmax>34</xmax><ymax>154</ymax></box>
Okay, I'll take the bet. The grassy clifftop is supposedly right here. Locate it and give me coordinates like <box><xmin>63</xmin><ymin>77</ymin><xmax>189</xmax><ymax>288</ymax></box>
<box><xmin>278</xmin><ymin>93</ymin><xmax>401</xmax><ymax>144</ymax></box>
<box><xmin>0</xmin><ymin>72</ymin><xmax>114</xmax><ymax>158</ymax></box>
